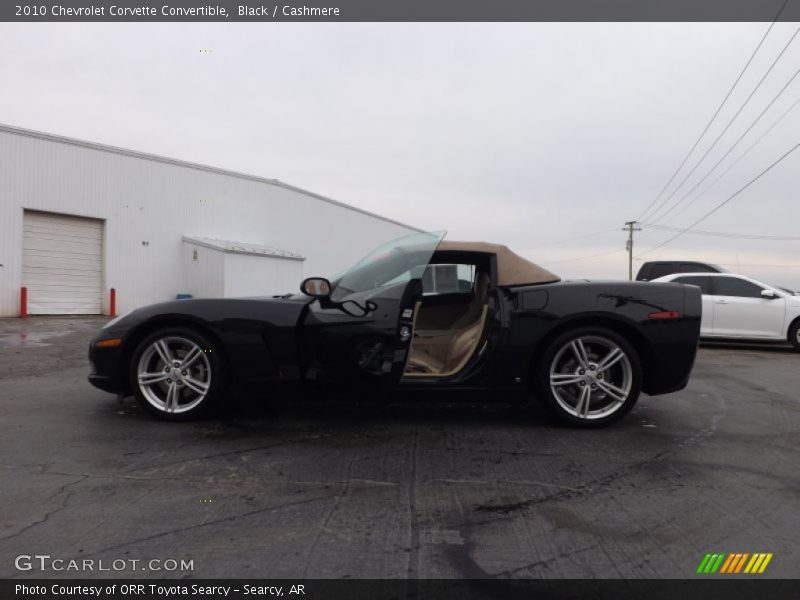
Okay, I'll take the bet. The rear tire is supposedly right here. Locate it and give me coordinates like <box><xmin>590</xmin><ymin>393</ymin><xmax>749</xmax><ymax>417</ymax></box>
<box><xmin>535</xmin><ymin>327</ymin><xmax>642</xmax><ymax>428</ymax></box>
<box><xmin>129</xmin><ymin>326</ymin><xmax>227</xmax><ymax>421</ymax></box>
<box><xmin>789</xmin><ymin>320</ymin><xmax>800</xmax><ymax>351</ymax></box>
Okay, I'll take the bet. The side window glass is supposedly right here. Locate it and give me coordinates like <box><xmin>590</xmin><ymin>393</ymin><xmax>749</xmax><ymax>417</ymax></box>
<box><xmin>681</xmin><ymin>263</ymin><xmax>710</xmax><ymax>273</ymax></box>
<box><xmin>674</xmin><ymin>276</ymin><xmax>713</xmax><ymax>295</ymax></box>
<box><xmin>713</xmin><ymin>277</ymin><xmax>764</xmax><ymax>299</ymax></box>
<box><xmin>649</xmin><ymin>264</ymin><xmax>673</xmax><ymax>279</ymax></box>
<box><xmin>422</xmin><ymin>264</ymin><xmax>476</xmax><ymax>295</ymax></box>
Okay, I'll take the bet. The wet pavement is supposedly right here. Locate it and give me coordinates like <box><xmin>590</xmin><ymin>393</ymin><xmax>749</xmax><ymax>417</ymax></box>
<box><xmin>0</xmin><ymin>316</ymin><xmax>799</xmax><ymax>579</ymax></box>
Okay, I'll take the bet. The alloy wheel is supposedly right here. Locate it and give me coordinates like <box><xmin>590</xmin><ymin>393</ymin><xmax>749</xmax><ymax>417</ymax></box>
<box><xmin>549</xmin><ymin>335</ymin><xmax>633</xmax><ymax>420</ymax></box>
<box><xmin>136</xmin><ymin>336</ymin><xmax>211</xmax><ymax>414</ymax></box>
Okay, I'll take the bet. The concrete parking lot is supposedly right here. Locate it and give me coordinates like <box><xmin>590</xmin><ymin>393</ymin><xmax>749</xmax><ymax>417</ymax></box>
<box><xmin>1</xmin><ymin>317</ymin><xmax>798</xmax><ymax>579</ymax></box>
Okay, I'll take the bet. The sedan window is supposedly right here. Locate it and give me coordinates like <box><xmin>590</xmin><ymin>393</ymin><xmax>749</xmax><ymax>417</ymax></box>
<box><xmin>673</xmin><ymin>276</ymin><xmax>714</xmax><ymax>295</ymax></box>
<box><xmin>679</xmin><ymin>262</ymin><xmax>714</xmax><ymax>273</ymax></box>
<box><xmin>648</xmin><ymin>264</ymin><xmax>675</xmax><ymax>279</ymax></box>
<box><xmin>712</xmin><ymin>277</ymin><xmax>765</xmax><ymax>298</ymax></box>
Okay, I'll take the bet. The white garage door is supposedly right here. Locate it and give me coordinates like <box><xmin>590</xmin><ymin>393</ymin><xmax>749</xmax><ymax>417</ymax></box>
<box><xmin>22</xmin><ymin>210</ymin><xmax>104</xmax><ymax>315</ymax></box>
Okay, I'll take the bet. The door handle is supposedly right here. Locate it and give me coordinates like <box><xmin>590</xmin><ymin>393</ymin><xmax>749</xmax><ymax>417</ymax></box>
<box><xmin>714</xmin><ymin>299</ymin><xmax>728</xmax><ymax>304</ymax></box>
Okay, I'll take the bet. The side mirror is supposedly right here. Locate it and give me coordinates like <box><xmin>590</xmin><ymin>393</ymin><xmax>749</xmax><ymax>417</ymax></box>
<box><xmin>301</xmin><ymin>277</ymin><xmax>331</xmax><ymax>298</ymax></box>
<box><xmin>761</xmin><ymin>289</ymin><xmax>779</xmax><ymax>300</ymax></box>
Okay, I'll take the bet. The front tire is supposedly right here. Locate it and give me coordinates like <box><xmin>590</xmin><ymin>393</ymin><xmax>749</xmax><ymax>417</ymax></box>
<box><xmin>535</xmin><ymin>327</ymin><xmax>642</xmax><ymax>428</ymax></box>
<box><xmin>130</xmin><ymin>327</ymin><xmax>227</xmax><ymax>420</ymax></box>
<box><xmin>789</xmin><ymin>320</ymin><xmax>800</xmax><ymax>351</ymax></box>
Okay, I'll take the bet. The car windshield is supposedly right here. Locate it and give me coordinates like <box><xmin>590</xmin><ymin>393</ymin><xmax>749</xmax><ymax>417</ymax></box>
<box><xmin>330</xmin><ymin>231</ymin><xmax>445</xmax><ymax>302</ymax></box>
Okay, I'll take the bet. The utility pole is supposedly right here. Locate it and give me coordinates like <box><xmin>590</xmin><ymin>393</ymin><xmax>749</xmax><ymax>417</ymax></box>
<box><xmin>623</xmin><ymin>221</ymin><xmax>641</xmax><ymax>281</ymax></box>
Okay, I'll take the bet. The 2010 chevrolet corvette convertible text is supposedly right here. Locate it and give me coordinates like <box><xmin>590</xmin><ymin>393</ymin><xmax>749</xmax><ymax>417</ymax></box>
<box><xmin>89</xmin><ymin>232</ymin><xmax>702</xmax><ymax>427</ymax></box>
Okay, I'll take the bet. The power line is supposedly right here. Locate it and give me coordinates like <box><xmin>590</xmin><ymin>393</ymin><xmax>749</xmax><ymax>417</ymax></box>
<box><xmin>542</xmin><ymin>248</ymin><xmax>625</xmax><ymax>265</ymax></box>
<box><xmin>645</xmin><ymin>25</ymin><xmax>800</xmax><ymax>224</ymax></box>
<box><xmin>637</xmin><ymin>142</ymin><xmax>800</xmax><ymax>256</ymax></box>
<box><xmin>524</xmin><ymin>228</ymin><xmax>619</xmax><ymax>249</ymax></box>
<box><xmin>652</xmin><ymin>60</ymin><xmax>800</xmax><ymax>225</ymax></box>
<box><xmin>637</xmin><ymin>4</ymin><xmax>789</xmax><ymax>222</ymax></box>
<box><xmin>642</xmin><ymin>222</ymin><xmax>800</xmax><ymax>241</ymax></box>
<box><xmin>633</xmin><ymin>111</ymin><xmax>800</xmax><ymax>249</ymax></box>
<box><xmin>660</xmin><ymin>92</ymin><xmax>800</xmax><ymax>226</ymax></box>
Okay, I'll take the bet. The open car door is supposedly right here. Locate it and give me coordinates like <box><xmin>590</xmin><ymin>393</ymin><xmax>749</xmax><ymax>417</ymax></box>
<box><xmin>299</xmin><ymin>231</ymin><xmax>445</xmax><ymax>392</ymax></box>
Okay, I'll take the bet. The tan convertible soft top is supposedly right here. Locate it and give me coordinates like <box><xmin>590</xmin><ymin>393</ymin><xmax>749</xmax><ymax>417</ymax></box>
<box><xmin>436</xmin><ymin>240</ymin><xmax>560</xmax><ymax>287</ymax></box>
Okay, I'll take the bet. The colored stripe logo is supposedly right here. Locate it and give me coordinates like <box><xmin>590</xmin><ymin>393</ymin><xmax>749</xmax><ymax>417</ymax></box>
<box><xmin>696</xmin><ymin>553</ymin><xmax>773</xmax><ymax>574</ymax></box>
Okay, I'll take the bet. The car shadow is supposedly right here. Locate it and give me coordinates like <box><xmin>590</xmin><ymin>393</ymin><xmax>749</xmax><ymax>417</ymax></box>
<box><xmin>108</xmin><ymin>389</ymin><xmax>648</xmax><ymax>433</ymax></box>
<box><xmin>220</xmin><ymin>391</ymin><xmax>556</xmax><ymax>429</ymax></box>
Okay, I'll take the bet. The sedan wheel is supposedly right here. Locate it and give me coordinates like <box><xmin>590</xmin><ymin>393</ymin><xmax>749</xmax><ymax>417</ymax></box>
<box><xmin>131</xmin><ymin>327</ymin><xmax>225</xmax><ymax>419</ymax></box>
<box><xmin>790</xmin><ymin>321</ymin><xmax>800</xmax><ymax>351</ymax></box>
<box><xmin>538</xmin><ymin>327</ymin><xmax>641</xmax><ymax>427</ymax></box>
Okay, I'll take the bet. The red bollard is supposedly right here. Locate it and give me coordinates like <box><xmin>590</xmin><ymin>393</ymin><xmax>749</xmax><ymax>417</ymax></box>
<box><xmin>110</xmin><ymin>287</ymin><xmax>116</xmax><ymax>318</ymax></box>
<box><xmin>20</xmin><ymin>287</ymin><xmax>27</xmax><ymax>318</ymax></box>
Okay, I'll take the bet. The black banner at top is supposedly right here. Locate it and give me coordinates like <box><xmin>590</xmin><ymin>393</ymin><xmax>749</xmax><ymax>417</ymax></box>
<box><xmin>3</xmin><ymin>0</ymin><xmax>800</xmax><ymax>22</ymax></box>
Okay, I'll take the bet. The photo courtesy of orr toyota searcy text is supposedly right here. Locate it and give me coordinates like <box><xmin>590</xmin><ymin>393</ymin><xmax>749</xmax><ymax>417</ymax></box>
<box><xmin>15</xmin><ymin>584</ymin><xmax>300</xmax><ymax>597</ymax></box>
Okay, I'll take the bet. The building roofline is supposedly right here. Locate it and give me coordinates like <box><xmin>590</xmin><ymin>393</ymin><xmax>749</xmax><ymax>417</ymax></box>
<box><xmin>182</xmin><ymin>236</ymin><xmax>306</xmax><ymax>261</ymax></box>
<box><xmin>0</xmin><ymin>122</ymin><xmax>423</xmax><ymax>233</ymax></box>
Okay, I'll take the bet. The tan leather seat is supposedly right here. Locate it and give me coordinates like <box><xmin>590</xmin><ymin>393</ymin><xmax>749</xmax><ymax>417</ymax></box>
<box><xmin>405</xmin><ymin>272</ymin><xmax>490</xmax><ymax>376</ymax></box>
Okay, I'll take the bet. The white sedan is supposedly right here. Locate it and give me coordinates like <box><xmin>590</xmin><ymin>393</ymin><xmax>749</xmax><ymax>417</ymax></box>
<box><xmin>652</xmin><ymin>272</ymin><xmax>800</xmax><ymax>350</ymax></box>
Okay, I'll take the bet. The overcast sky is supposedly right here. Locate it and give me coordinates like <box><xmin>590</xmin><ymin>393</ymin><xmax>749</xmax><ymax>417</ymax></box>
<box><xmin>1</xmin><ymin>23</ymin><xmax>798</xmax><ymax>286</ymax></box>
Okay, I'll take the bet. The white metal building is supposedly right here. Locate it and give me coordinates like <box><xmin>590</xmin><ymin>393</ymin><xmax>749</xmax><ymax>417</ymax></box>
<box><xmin>0</xmin><ymin>124</ymin><xmax>419</xmax><ymax>317</ymax></box>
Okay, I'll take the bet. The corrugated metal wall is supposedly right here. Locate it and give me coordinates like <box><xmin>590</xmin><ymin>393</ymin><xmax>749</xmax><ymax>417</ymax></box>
<box><xmin>223</xmin><ymin>252</ymin><xmax>304</xmax><ymax>298</ymax></box>
<box><xmin>181</xmin><ymin>243</ymin><xmax>225</xmax><ymax>299</ymax></box>
<box><xmin>0</xmin><ymin>126</ymin><xmax>419</xmax><ymax>317</ymax></box>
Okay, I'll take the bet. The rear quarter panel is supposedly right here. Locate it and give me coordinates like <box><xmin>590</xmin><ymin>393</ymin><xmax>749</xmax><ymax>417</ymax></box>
<box><xmin>501</xmin><ymin>281</ymin><xmax>701</xmax><ymax>395</ymax></box>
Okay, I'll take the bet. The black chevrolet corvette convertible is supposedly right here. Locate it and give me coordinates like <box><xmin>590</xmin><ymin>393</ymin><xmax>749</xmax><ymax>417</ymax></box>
<box><xmin>89</xmin><ymin>231</ymin><xmax>701</xmax><ymax>427</ymax></box>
